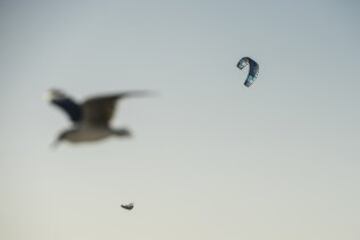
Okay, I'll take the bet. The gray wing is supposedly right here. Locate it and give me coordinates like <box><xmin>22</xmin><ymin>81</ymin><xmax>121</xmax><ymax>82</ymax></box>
<box><xmin>81</xmin><ymin>91</ymin><xmax>152</xmax><ymax>127</ymax></box>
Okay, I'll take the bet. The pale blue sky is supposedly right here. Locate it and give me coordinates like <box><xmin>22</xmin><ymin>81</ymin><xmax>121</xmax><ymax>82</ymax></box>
<box><xmin>0</xmin><ymin>1</ymin><xmax>359</xmax><ymax>240</ymax></box>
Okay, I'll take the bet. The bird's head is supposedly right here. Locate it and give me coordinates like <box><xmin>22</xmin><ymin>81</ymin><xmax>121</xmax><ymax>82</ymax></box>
<box><xmin>45</xmin><ymin>89</ymin><xmax>68</xmax><ymax>102</ymax></box>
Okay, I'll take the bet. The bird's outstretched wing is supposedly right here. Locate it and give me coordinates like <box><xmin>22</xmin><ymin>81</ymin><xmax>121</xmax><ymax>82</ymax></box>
<box><xmin>48</xmin><ymin>89</ymin><xmax>82</xmax><ymax>123</ymax></box>
<box><xmin>81</xmin><ymin>91</ymin><xmax>152</xmax><ymax>127</ymax></box>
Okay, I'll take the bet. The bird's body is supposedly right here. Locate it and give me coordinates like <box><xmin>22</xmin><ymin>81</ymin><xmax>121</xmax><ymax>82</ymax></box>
<box><xmin>121</xmin><ymin>203</ymin><xmax>134</xmax><ymax>210</ymax></box>
<box><xmin>60</xmin><ymin>127</ymin><xmax>113</xmax><ymax>143</ymax></box>
<box><xmin>48</xmin><ymin>89</ymin><xmax>151</xmax><ymax>145</ymax></box>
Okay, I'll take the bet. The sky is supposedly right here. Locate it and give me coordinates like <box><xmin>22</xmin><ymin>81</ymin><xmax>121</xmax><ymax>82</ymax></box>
<box><xmin>0</xmin><ymin>0</ymin><xmax>359</xmax><ymax>239</ymax></box>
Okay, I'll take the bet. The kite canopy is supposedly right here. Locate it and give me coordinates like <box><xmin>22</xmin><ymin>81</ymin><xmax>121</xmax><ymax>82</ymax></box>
<box><xmin>237</xmin><ymin>57</ymin><xmax>259</xmax><ymax>87</ymax></box>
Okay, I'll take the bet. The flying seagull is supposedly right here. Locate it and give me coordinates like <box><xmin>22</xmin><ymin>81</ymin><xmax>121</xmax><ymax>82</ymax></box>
<box><xmin>121</xmin><ymin>203</ymin><xmax>134</xmax><ymax>210</ymax></box>
<box><xmin>47</xmin><ymin>89</ymin><xmax>151</xmax><ymax>146</ymax></box>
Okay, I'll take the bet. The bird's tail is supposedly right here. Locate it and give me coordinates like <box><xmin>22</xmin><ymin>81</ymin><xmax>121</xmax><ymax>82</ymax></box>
<box><xmin>112</xmin><ymin>128</ymin><xmax>132</xmax><ymax>138</ymax></box>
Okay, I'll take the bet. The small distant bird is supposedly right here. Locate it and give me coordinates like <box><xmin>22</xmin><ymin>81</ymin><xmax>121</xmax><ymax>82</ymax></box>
<box><xmin>121</xmin><ymin>203</ymin><xmax>134</xmax><ymax>210</ymax></box>
<box><xmin>47</xmin><ymin>89</ymin><xmax>151</xmax><ymax>146</ymax></box>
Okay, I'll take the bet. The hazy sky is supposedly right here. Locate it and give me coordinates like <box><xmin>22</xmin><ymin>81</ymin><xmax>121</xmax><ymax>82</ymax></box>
<box><xmin>0</xmin><ymin>1</ymin><xmax>359</xmax><ymax>240</ymax></box>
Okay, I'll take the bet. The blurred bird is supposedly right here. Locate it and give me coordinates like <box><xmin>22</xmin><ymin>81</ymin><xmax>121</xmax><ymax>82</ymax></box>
<box><xmin>47</xmin><ymin>89</ymin><xmax>152</xmax><ymax>146</ymax></box>
<box><xmin>121</xmin><ymin>203</ymin><xmax>134</xmax><ymax>210</ymax></box>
